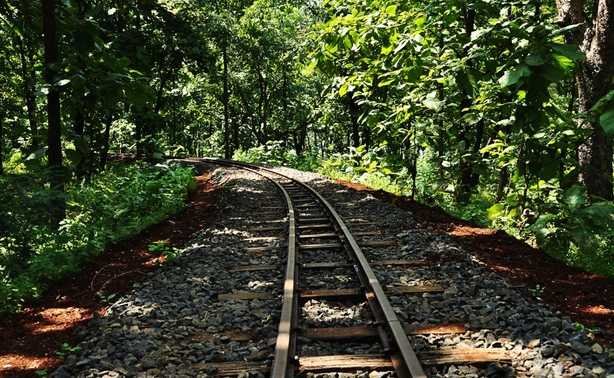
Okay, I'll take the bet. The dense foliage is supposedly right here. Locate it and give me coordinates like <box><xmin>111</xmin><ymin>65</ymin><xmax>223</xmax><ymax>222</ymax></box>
<box><xmin>300</xmin><ymin>0</ymin><xmax>614</xmax><ymax>275</ymax></box>
<box><xmin>0</xmin><ymin>0</ymin><xmax>612</xmax><ymax>313</ymax></box>
<box><xmin>0</xmin><ymin>163</ymin><xmax>194</xmax><ymax>313</ymax></box>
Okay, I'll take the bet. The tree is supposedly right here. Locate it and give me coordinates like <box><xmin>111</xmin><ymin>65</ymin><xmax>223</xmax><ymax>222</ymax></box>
<box><xmin>16</xmin><ymin>0</ymin><xmax>40</xmax><ymax>150</ymax></box>
<box><xmin>556</xmin><ymin>0</ymin><xmax>614</xmax><ymax>200</ymax></box>
<box><xmin>42</xmin><ymin>0</ymin><xmax>65</xmax><ymax>222</ymax></box>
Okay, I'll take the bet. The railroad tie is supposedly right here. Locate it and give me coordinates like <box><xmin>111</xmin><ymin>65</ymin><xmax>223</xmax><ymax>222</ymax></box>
<box><xmin>299</xmin><ymin>242</ymin><xmax>343</xmax><ymax>250</ymax></box>
<box><xmin>297</xmin><ymin>223</ymin><xmax>333</xmax><ymax>230</ymax></box>
<box><xmin>300</xmin><ymin>284</ymin><xmax>444</xmax><ymax>299</ymax></box>
<box><xmin>300</xmin><ymin>323</ymin><xmax>467</xmax><ymax>340</ymax></box>
<box><xmin>298</xmin><ymin>348</ymin><xmax>511</xmax><ymax>372</ymax></box>
<box><xmin>197</xmin><ymin>347</ymin><xmax>510</xmax><ymax>375</ymax></box>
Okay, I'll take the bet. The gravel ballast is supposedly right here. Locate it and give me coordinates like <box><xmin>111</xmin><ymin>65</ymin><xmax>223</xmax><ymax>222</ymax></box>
<box><xmin>53</xmin><ymin>164</ymin><xmax>613</xmax><ymax>377</ymax></box>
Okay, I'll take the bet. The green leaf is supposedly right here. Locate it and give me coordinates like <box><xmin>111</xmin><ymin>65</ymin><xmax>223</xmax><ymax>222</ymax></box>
<box><xmin>56</xmin><ymin>79</ymin><xmax>71</xmax><ymax>87</ymax></box>
<box><xmin>552</xmin><ymin>53</ymin><xmax>575</xmax><ymax>72</ymax></box>
<box><xmin>414</xmin><ymin>15</ymin><xmax>426</xmax><ymax>27</ymax></box>
<box><xmin>590</xmin><ymin>90</ymin><xmax>614</xmax><ymax>113</ymax></box>
<box><xmin>498</xmin><ymin>65</ymin><xmax>530</xmax><ymax>87</ymax></box>
<box><xmin>343</xmin><ymin>36</ymin><xmax>352</xmax><ymax>49</ymax></box>
<box><xmin>422</xmin><ymin>98</ymin><xmax>443</xmax><ymax>112</ymax></box>
<box><xmin>302</xmin><ymin>59</ymin><xmax>317</xmax><ymax>76</ymax></box>
<box><xmin>563</xmin><ymin>185</ymin><xmax>587</xmax><ymax>210</ymax></box>
<box><xmin>480</xmin><ymin>142</ymin><xmax>504</xmax><ymax>154</ymax></box>
<box><xmin>487</xmin><ymin>203</ymin><xmax>505</xmax><ymax>220</ymax></box>
<box><xmin>552</xmin><ymin>44</ymin><xmax>584</xmax><ymax>61</ymax></box>
<box><xmin>599</xmin><ymin>109</ymin><xmax>614</xmax><ymax>136</ymax></box>
<box><xmin>381</xmin><ymin>45</ymin><xmax>394</xmax><ymax>55</ymax></box>
<box><xmin>378</xmin><ymin>78</ymin><xmax>396</xmax><ymax>87</ymax></box>
<box><xmin>325</xmin><ymin>43</ymin><xmax>338</xmax><ymax>54</ymax></box>
<box><xmin>339</xmin><ymin>82</ymin><xmax>349</xmax><ymax>97</ymax></box>
<box><xmin>107</xmin><ymin>8</ymin><xmax>117</xmax><ymax>15</ymax></box>
<box><xmin>542</xmin><ymin>62</ymin><xmax>567</xmax><ymax>82</ymax></box>
<box><xmin>526</xmin><ymin>54</ymin><xmax>545</xmax><ymax>66</ymax></box>
<box><xmin>385</xmin><ymin>5</ymin><xmax>397</xmax><ymax>16</ymax></box>
<box><xmin>462</xmin><ymin>112</ymin><xmax>481</xmax><ymax>125</ymax></box>
<box><xmin>550</xmin><ymin>23</ymin><xmax>584</xmax><ymax>37</ymax></box>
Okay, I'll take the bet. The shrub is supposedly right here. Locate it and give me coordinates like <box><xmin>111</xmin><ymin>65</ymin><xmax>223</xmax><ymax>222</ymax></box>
<box><xmin>530</xmin><ymin>186</ymin><xmax>614</xmax><ymax>276</ymax></box>
<box><xmin>233</xmin><ymin>141</ymin><xmax>320</xmax><ymax>171</ymax></box>
<box><xmin>0</xmin><ymin>163</ymin><xmax>195</xmax><ymax>313</ymax></box>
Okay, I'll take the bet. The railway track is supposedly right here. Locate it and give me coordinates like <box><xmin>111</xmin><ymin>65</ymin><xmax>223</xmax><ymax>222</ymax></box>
<box><xmin>200</xmin><ymin>159</ymin><xmax>510</xmax><ymax>377</ymax></box>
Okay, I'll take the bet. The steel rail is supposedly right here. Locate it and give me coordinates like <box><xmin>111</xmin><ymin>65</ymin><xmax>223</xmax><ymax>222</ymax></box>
<box><xmin>199</xmin><ymin>158</ymin><xmax>298</xmax><ymax>377</ymax></box>
<box><xmin>200</xmin><ymin>158</ymin><xmax>426</xmax><ymax>377</ymax></box>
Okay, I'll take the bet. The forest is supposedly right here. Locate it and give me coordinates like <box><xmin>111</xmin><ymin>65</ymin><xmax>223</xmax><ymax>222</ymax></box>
<box><xmin>0</xmin><ymin>0</ymin><xmax>612</xmax><ymax>314</ymax></box>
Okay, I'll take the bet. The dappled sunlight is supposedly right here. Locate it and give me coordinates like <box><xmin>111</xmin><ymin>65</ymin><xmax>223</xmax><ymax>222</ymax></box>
<box><xmin>301</xmin><ymin>299</ymin><xmax>368</xmax><ymax>327</ymax></box>
<box><xmin>233</xmin><ymin>186</ymin><xmax>266</xmax><ymax>195</ymax></box>
<box><xmin>247</xmin><ymin>279</ymin><xmax>275</xmax><ymax>290</ymax></box>
<box><xmin>580</xmin><ymin>305</ymin><xmax>614</xmax><ymax>316</ymax></box>
<box><xmin>0</xmin><ymin>354</ymin><xmax>57</xmax><ymax>373</ymax></box>
<box><xmin>449</xmin><ymin>225</ymin><xmax>498</xmax><ymax>237</ymax></box>
<box><xmin>26</xmin><ymin>307</ymin><xmax>92</xmax><ymax>335</ymax></box>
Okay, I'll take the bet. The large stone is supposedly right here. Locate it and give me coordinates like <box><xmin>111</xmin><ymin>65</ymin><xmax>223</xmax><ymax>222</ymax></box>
<box><xmin>570</xmin><ymin>341</ymin><xmax>591</xmax><ymax>354</ymax></box>
<box><xmin>591</xmin><ymin>343</ymin><xmax>604</xmax><ymax>354</ymax></box>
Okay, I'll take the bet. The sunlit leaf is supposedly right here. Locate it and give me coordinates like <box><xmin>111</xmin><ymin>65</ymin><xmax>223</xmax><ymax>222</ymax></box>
<box><xmin>498</xmin><ymin>65</ymin><xmax>530</xmax><ymax>87</ymax></box>
<box><xmin>385</xmin><ymin>5</ymin><xmax>397</xmax><ymax>16</ymax></box>
<box><xmin>487</xmin><ymin>203</ymin><xmax>505</xmax><ymax>220</ymax></box>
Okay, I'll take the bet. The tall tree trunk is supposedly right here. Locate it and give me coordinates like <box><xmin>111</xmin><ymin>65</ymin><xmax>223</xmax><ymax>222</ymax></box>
<box><xmin>455</xmin><ymin>4</ymin><xmax>482</xmax><ymax>204</ymax></box>
<box><xmin>258</xmin><ymin>71</ymin><xmax>269</xmax><ymax>143</ymax></box>
<box><xmin>17</xmin><ymin>39</ymin><xmax>39</xmax><ymax>151</ymax></box>
<box><xmin>363</xmin><ymin>126</ymin><xmax>371</xmax><ymax>151</ymax></box>
<box><xmin>42</xmin><ymin>0</ymin><xmax>65</xmax><ymax>223</ymax></box>
<box><xmin>294</xmin><ymin>121</ymin><xmax>308</xmax><ymax>155</ymax></box>
<box><xmin>222</xmin><ymin>44</ymin><xmax>231</xmax><ymax>158</ymax></box>
<box><xmin>17</xmin><ymin>0</ymin><xmax>39</xmax><ymax>151</ymax></box>
<box><xmin>100</xmin><ymin>112</ymin><xmax>113</xmax><ymax>170</ymax></box>
<box><xmin>73</xmin><ymin>0</ymin><xmax>88</xmax><ymax>176</ymax></box>
<box><xmin>232</xmin><ymin>113</ymin><xmax>240</xmax><ymax>153</ymax></box>
<box><xmin>496</xmin><ymin>167</ymin><xmax>510</xmax><ymax>201</ymax></box>
<box><xmin>557</xmin><ymin>0</ymin><xmax>614</xmax><ymax>200</ymax></box>
<box><xmin>347</xmin><ymin>96</ymin><xmax>360</xmax><ymax>148</ymax></box>
<box><xmin>0</xmin><ymin>113</ymin><xmax>4</xmax><ymax>175</ymax></box>
<box><xmin>135</xmin><ymin>112</ymin><xmax>144</xmax><ymax>158</ymax></box>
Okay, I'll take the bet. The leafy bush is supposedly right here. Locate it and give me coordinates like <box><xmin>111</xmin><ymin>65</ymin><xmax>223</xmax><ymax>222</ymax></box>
<box><xmin>319</xmin><ymin>145</ymin><xmax>408</xmax><ymax>195</ymax></box>
<box><xmin>233</xmin><ymin>140</ymin><xmax>320</xmax><ymax>171</ymax></box>
<box><xmin>530</xmin><ymin>186</ymin><xmax>614</xmax><ymax>276</ymax></box>
<box><xmin>0</xmin><ymin>163</ymin><xmax>195</xmax><ymax>313</ymax></box>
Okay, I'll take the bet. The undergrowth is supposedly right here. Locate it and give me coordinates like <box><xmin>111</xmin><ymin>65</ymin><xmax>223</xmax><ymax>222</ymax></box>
<box><xmin>0</xmin><ymin>163</ymin><xmax>195</xmax><ymax>313</ymax></box>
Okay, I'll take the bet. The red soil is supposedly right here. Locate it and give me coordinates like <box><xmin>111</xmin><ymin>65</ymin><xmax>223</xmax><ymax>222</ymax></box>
<box><xmin>335</xmin><ymin>179</ymin><xmax>614</xmax><ymax>345</ymax></box>
<box><xmin>0</xmin><ymin>172</ymin><xmax>218</xmax><ymax>378</ymax></box>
